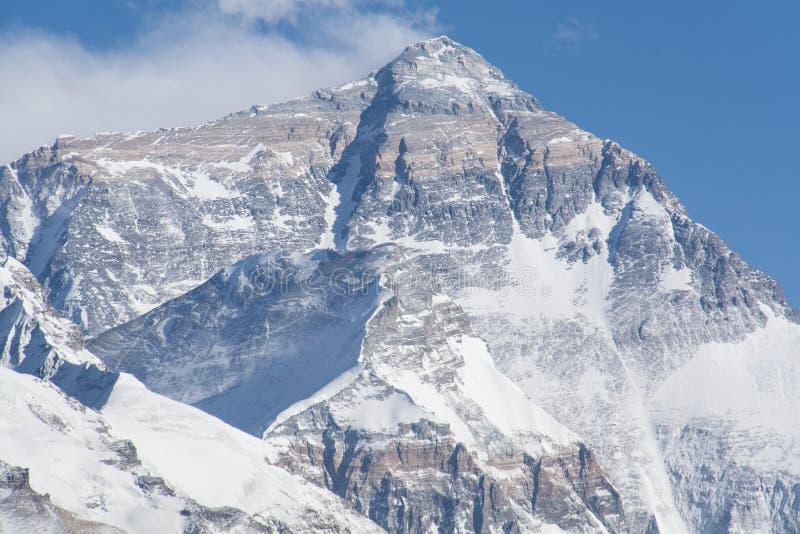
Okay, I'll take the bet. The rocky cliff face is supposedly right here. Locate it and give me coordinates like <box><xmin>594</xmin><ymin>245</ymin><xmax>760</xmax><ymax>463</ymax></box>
<box><xmin>272</xmin><ymin>424</ymin><xmax>623</xmax><ymax>533</ymax></box>
<box><xmin>1</xmin><ymin>36</ymin><xmax>798</xmax><ymax>533</ymax></box>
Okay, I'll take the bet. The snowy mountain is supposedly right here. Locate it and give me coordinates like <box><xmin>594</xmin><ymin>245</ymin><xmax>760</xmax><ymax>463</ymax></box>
<box><xmin>1</xmin><ymin>36</ymin><xmax>799</xmax><ymax>533</ymax></box>
<box><xmin>90</xmin><ymin>247</ymin><xmax>625</xmax><ymax>531</ymax></box>
<box><xmin>0</xmin><ymin>253</ymin><xmax>381</xmax><ymax>532</ymax></box>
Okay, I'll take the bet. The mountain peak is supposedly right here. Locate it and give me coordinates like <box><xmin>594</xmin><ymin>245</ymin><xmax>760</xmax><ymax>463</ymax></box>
<box><xmin>402</xmin><ymin>35</ymin><xmax>463</xmax><ymax>56</ymax></box>
<box><xmin>376</xmin><ymin>35</ymin><xmax>539</xmax><ymax>111</ymax></box>
<box><xmin>393</xmin><ymin>35</ymin><xmax>501</xmax><ymax>75</ymax></box>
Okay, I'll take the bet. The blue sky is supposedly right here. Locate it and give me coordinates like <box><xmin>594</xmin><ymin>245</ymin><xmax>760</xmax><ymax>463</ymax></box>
<box><xmin>1</xmin><ymin>1</ymin><xmax>798</xmax><ymax>306</ymax></box>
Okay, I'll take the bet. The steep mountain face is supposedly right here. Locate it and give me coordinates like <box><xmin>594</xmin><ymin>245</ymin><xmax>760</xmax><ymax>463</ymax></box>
<box><xmin>0</xmin><ymin>80</ymin><xmax>374</xmax><ymax>335</ymax></box>
<box><xmin>2</xmin><ymin>36</ymin><xmax>799</xmax><ymax>533</ymax></box>
<box><xmin>91</xmin><ymin>249</ymin><xmax>389</xmax><ymax>436</ymax></box>
<box><xmin>91</xmin><ymin>247</ymin><xmax>626</xmax><ymax>532</ymax></box>
<box><xmin>0</xmin><ymin>254</ymin><xmax>381</xmax><ymax>532</ymax></box>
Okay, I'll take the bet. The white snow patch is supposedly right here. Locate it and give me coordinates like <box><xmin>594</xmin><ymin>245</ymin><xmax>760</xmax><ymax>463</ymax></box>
<box><xmin>547</xmin><ymin>136</ymin><xmax>572</xmax><ymax>145</ymax></box>
<box><xmin>95</xmin><ymin>225</ymin><xmax>125</xmax><ymax>243</ymax></box>
<box><xmin>632</xmin><ymin>189</ymin><xmax>668</xmax><ymax>219</ymax></box>
<box><xmin>265</xmin><ymin>365</ymin><xmax>363</xmax><ymax>435</ymax></box>
<box><xmin>417</xmin><ymin>74</ymin><xmax>474</xmax><ymax>94</ymax></box>
<box><xmin>272</xmin><ymin>212</ymin><xmax>294</xmax><ymax>231</ymax></box>
<box><xmin>95</xmin><ymin>158</ymin><xmax>166</xmax><ymax>176</ymax></box>
<box><xmin>212</xmin><ymin>143</ymin><xmax>264</xmax><ymax>173</ymax></box>
<box><xmin>452</xmin><ymin>336</ymin><xmax>577</xmax><ymax>447</ymax></box>
<box><xmin>368</xmin><ymin>219</ymin><xmax>393</xmax><ymax>243</ymax></box>
<box><xmin>341</xmin><ymin>389</ymin><xmax>429</xmax><ymax>432</ymax></box>
<box><xmin>274</xmin><ymin>151</ymin><xmax>294</xmax><ymax>166</ymax></box>
<box><xmin>659</xmin><ymin>265</ymin><xmax>693</xmax><ymax>292</ymax></box>
<box><xmin>653</xmin><ymin>308</ymin><xmax>800</xmax><ymax>441</ymax></box>
<box><xmin>562</xmin><ymin>199</ymin><xmax>618</xmax><ymax>240</ymax></box>
<box><xmin>190</xmin><ymin>171</ymin><xmax>239</xmax><ymax>200</ymax></box>
<box><xmin>201</xmin><ymin>214</ymin><xmax>255</xmax><ymax>231</ymax></box>
<box><xmin>336</xmin><ymin>79</ymin><xmax>371</xmax><ymax>91</ymax></box>
<box><xmin>377</xmin><ymin>366</ymin><xmax>477</xmax><ymax>447</ymax></box>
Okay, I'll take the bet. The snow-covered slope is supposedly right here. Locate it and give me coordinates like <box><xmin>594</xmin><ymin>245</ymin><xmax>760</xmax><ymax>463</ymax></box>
<box><xmin>651</xmin><ymin>308</ymin><xmax>800</xmax><ymax>532</ymax></box>
<box><xmin>2</xmin><ymin>36</ymin><xmax>799</xmax><ymax>533</ymax></box>
<box><xmin>0</xmin><ymin>252</ymin><xmax>380</xmax><ymax>532</ymax></box>
<box><xmin>0</xmin><ymin>366</ymin><xmax>381</xmax><ymax>533</ymax></box>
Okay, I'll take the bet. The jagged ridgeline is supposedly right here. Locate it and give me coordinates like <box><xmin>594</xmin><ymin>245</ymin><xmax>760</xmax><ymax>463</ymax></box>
<box><xmin>1</xmin><ymin>37</ymin><xmax>798</xmax><ymax>533</ymax></box>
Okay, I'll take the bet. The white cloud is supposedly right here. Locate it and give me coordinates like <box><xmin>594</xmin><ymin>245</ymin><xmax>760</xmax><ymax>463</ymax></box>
<box><xmin>552</xmin><ymin>17</ymin><xmax>598</xmax><ymax>48</ymax></box>
<box><xmin>218</xmin><ymin>0</ymin><xmax>366</xmax><ymax>23</ymax></box>
<box><xmin>0</xmin><ymin>4</ymin><xmax>435</xmax><ymax>164</ymax></box>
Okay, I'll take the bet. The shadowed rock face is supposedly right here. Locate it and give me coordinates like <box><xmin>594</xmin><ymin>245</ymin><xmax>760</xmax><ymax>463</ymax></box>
<box><xmin>90</xmin><ymin>249</ymin><xmax>389</xmax><ymax>436</ymax></box>
<box><xmin>2</xmin><ymin>36</ymin><xmax>800</xmax><ymax>532</ymax></box>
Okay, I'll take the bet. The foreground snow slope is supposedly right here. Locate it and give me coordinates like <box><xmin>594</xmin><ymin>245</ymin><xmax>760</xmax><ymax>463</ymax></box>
<box><xmin>0</xmin><ymin>366</ymin><xmax>381</xmax><ymax>533</ymax></box>
<box><xmin>0</xmin><ymin>368</ymin><xmax>384</xmax><ymax>532</ymax></box>
<box><xmin>104</xmin><ymin>373</ymin><xmax>383</xmax><ymax>532</ymax></box>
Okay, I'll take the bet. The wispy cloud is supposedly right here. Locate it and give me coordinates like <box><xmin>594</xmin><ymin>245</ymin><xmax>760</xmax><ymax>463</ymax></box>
<box><xmin>0</xmin><ymin>1</ymin><xmax>437</xmax><ymax>164</ymax></box>
<box><xmin>218</xmin><ymin>0</ymin><xmax>381</xmax><ymax>24</ymax></box>
<box><xmin>552</xmin><ymin>17</ymin><xmax>598</xmax><ymax>50</ymax></box>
